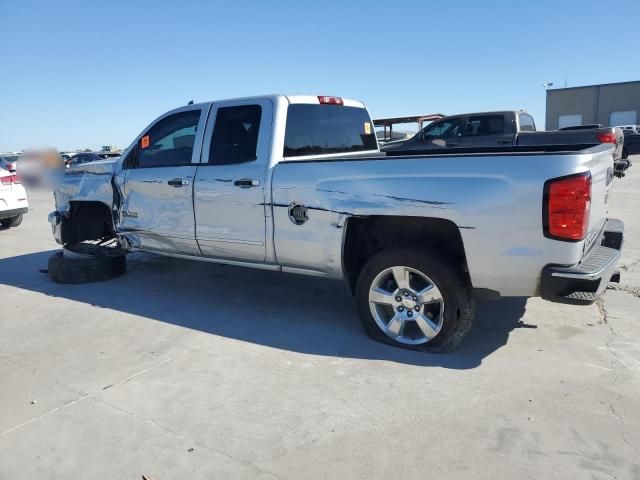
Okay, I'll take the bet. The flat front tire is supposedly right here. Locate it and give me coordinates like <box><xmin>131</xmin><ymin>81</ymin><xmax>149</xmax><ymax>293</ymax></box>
<box><xmin>48</xmin><ymin>243</ymin><xmax>127</xmax><ymax>284</ymax></box>
<box><xmin>356</xmin><ymin>247</ymin><xmax>475</xmax><ymax>352</ymax></box>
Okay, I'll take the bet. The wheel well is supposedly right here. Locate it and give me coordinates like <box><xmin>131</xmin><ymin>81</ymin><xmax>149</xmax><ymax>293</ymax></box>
<box><xmin>343</xmin><ymin>216</ymin><xmax>469</xmax><ymax>293</ymax></box>
<box><xmin>61</xmin><ymin>201</ymin><xmax>114</xmax><ymax>244</ymax></box>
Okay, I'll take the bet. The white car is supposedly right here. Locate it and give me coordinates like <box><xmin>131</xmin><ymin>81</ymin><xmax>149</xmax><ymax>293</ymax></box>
<box><xmin>0</xmin><ymin>167</ymin><xmax>28</xmax><ymax>228</ymax></box>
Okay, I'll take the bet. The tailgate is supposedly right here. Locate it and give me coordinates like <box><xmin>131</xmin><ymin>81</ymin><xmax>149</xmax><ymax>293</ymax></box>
<box><xmin>584</xmin><ymin>146</ymin><xmax>614</xmax><ymax>250</ymax></box>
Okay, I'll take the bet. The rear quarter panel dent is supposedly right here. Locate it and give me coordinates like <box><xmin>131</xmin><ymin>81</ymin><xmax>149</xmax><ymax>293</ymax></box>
<box><xmin>271</xmin><ymin>152</ymin><xmax>605</xmax><ymax>295</ymax></box>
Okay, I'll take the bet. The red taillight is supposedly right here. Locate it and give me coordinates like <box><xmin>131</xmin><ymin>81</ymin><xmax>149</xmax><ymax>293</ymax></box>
<box><xmin>543</xmin><ymin>173</ymin><xmax>591</xmax><ymax>241</ymax></box>
<box><xmin>596</xmin><ymin>132</ymin><xmax>617</xmax><ymax>144</ymax></box>
<box><xmin>0</xmin><ymin>174</ymin><xmax>19</xmax><ymax>185</ymax></box>
<box><xmin>317</xmin><ymin>96</ymin><xmax>343</xmax><ymax>105</ymax></box>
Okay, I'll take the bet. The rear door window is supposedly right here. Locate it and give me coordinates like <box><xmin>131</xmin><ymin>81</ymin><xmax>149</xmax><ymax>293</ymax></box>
<box><xmin>461</xmin><ymin>115</ymin><xmax>505</xmax><ymax>136</ymax></box>
<box><xmin>208</xmin><ymin>105</ymin><xmax>261</xmax><ymax>165</ymax></box>
<box><xmin>284</xmin><ymin>104</ymin><xmax>377</xmax><ymax>157</ymax></box>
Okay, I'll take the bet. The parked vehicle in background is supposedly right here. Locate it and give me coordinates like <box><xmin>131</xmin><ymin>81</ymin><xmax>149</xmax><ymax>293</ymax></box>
<box><xmin>558</xmin><ymin>124</ymin><xmax>603</xmax><ymax>130</ymax></box>
<box><xmin>66</xmin><ymin>152</ymin><xmax>105</xmax><ymax>168</ymax></box>
<box><xmin>0</xmin><ymin>167</ymin><xmax>28</xmax><ymax>228</ymax></box>
<box><xmin>616</xmin><ymin>125</ymin><xmax>640</xmax><ymax>134</ymax></box>
<box><xmin>97</xmin><ymin>151</ymin><xmax>122</xmax><ymax>159</ymax></box>
<box><xmin>0</xmin><ymin>154</ymin><xmax>19</xmax><ymax>172</ymax></box>
<box><xmin>622</xmin><ymin>129</ymin><xmax>640</xmax><ymax>157</ymax></box>
<box><xmin>382</xmin><ymin>110</ymin><xmax>624</xmax><ymax>162</ymax></box>
<box><xmin>48</xmin><ymin>95</ymin><xmax>623</xmax><ymax>352</ymax></box>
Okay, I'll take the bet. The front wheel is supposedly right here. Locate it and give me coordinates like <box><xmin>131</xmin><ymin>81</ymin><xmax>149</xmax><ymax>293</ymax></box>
<box><xmin>0</xmin><ymin>214</ymin><xmax>23</xmax><ymax>228</ymax></box>
<box><xmin>355</xmin><ymin>247</ymin><xmax>475</xmax><ymax>352</ymax></box>
<box><xmin>48</xmin><ymin>242</ymin><xmax>127</xmax><ymax>284</ymax></box>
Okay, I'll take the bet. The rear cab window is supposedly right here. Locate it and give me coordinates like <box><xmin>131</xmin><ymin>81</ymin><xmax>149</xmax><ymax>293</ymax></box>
<box><xmin>283</xmin><ymin>102</ymin><xmax>378</xmax><ymax>158</ymax></box>
<box><xmin>518</xmin><ymin>113</ymin><xmax>536</xmax><ymax>132</ymax></box>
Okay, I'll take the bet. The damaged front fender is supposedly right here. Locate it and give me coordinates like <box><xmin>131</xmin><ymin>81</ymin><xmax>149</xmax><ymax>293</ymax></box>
<box><xmin>50</xmin><ymin>159</ymin><xmax>120</xmax><ymax>245</ymax></box>
<box><xmin>54</xmin><ymin>159</ymin><xmax>118</xmax><ymax>213</ymax></box>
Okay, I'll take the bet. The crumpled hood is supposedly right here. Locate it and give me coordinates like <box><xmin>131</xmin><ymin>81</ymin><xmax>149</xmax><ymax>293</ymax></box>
<box><xmin>54</xmin><ymin>159</ymin><xmax>118</xmax><ymax>213</ymax></box>
<box><xmin>66</xmin><ymin>158</ymin><xmax>118</xmax><ymax>175</ymax></box>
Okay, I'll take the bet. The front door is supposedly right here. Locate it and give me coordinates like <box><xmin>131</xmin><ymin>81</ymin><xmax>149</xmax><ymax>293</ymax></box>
<box><xmin>193</xmin><ymin>99</ymin><xmax>272</xmax><ymax>262</ymax></box>
<box><xmin>117</xmin><ymin>106</ymin><xmax>208</xmax><ymax>255</ymax></box>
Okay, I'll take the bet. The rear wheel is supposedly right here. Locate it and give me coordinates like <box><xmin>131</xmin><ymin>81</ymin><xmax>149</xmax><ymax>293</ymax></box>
<box><xmin>48</xmin><ymin>242</ymin><xmax>127</xmax><ymax>284</ymax></box>
<box><xmin>355</xmin><ymin>247</ymin><xmax>475</xmax><ymax>352</ymax></box>
<box><xmin>0</xmin><ymin>214</ymin><xmax>23</xmax><ymax>228</ymax></box>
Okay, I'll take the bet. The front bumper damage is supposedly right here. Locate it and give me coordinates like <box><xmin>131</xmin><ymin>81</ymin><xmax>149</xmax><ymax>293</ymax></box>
<box><xmin>48</xmin><ymin>211</ymin><xmax>64</xmax><ymax>245</ymax></box>
<box><xmin>541</xmin><ymin>218</ymin><xmax>624</xmax><ymax>304</ymax></box>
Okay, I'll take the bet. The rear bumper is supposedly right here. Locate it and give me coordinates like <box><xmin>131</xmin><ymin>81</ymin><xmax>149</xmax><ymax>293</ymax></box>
<box><xmin>541</xmin><ymin>218</ymin><xmax>623</xmax><ymax>304</ymax></box>
<box><xmin>0</xmin><ymin>207</ymin><xmax>28</xmax><ymax>220</ymax></box>
<box><xmin>614</xmin><ymin>159</ymin><xmax>632</xmax><ymax>177</ymax></box>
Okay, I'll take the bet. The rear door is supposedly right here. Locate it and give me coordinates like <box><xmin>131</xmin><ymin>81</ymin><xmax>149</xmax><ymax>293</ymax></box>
<box><xmin>193</xmin><ymin>99</ymin><xmax>272</xmax><ymax>262</ymax></box>
<box><xmin>116</xmin><ymin>105</ymin><xmax>208</xmax><ymax>255</ymax></box>
<box><xmin>455</xmin><ymin>114</ymin><xmax>513</xmax><ymax>147</ymax></box>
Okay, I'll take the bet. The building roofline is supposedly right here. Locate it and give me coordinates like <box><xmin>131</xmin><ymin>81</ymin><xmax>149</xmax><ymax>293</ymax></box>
<box><xmin>547</xmin><ymin>80</ymin><xmax>640</xmax><ymax>92</ymax></box>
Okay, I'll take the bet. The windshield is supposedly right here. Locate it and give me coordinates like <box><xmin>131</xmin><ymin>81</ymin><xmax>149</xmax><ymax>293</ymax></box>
<box><xmin>418</xmin><ymin>119</ymin><xmax>460</xmax><ymax>139</ymax></box>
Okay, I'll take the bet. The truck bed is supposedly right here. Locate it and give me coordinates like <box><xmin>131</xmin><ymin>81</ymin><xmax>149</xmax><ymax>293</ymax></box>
<box><xmin>272</xmin><ymin>143</ymin><xmax>614</xmax><ymax>297</ymax></box>
<box><xmin>280</xmin><ymin>143</ymin><xmax>605</xmax><ymax>164</ymax></box>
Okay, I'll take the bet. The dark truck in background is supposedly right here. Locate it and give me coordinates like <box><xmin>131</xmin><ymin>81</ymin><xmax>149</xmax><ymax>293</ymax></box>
<box><xmin>621</xmin><ymin>128</ymin><xmax>639</xmax><ymax>166</ymax></box>
<box><xmin>382</xmin><ymin>110</ymin><xmax>625</xmax><ymax>175</ymax></box>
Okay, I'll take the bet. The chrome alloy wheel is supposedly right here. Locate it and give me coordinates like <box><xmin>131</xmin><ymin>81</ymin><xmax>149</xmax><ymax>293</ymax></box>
<box><xmin>368</xmin><ymin>266</ymin><xmax>444</xmax><ymax>345</ymax></box>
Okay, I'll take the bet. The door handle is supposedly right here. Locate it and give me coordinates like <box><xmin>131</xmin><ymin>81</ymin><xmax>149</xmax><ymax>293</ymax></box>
<box><xmin>234</xmin><ymin>178</ymin><xmax>260</xmax><ymax>188</ymax></box>
<box><xmin>168</xmin><ymin>178</ymin><xmax>190</xmax><ymax>187</ymax></box>
<box><xmin>447</xmin><ymin>142</ymin><xmax>459</xmax><ymax>147</ymax></box>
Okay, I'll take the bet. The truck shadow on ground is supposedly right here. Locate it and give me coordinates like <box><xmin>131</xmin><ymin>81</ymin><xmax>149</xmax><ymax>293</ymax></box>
<box><xmin>1</xmin><ymin>250</ymin><xmax>534</xmax><ymax>369</ymax></box>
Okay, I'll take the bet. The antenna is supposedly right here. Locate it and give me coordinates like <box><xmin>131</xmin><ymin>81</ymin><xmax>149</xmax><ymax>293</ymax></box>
<box><xmin>188</xmin><ymin>100</ymin><xmax>194</xmax><ymax>105</ymax></box>
<box><xmin>564</xmin><ymin>72</ymin><xmax>567</xmax><ymax>88</ymax></box>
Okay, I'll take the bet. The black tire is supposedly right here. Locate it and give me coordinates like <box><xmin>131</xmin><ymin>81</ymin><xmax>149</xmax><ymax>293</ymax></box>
<box><xmin>0</xmin><ymin>214</ymin><xmax>22</xmax><ymax>228</ymax></box>
<box><xmin>622</xmin><ymin>148</ymin><xmax>629</xmax><ymax>160</ymax></box>
<box><xmin>48</xmin><ymin>244</ymin><xmax>127</xmax><ymax>284</ymax></box>
<box><xmin>355</xmin><ymin>247</ymin><xmax>475</xmax><ymax>353</ymax></box>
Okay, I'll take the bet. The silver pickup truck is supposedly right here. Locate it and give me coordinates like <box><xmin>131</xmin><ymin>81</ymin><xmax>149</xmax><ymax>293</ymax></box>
<box><xmin>48</xmin><ymin>94</ymin><xmax>624</xmax><ymax>352</ymax></box>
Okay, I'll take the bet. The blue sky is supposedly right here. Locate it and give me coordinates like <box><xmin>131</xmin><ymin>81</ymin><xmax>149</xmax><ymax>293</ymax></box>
<box><xmin>1</xmin><ymin>0</ymin><xmax>639</xmax><ymax>151</ymax></box>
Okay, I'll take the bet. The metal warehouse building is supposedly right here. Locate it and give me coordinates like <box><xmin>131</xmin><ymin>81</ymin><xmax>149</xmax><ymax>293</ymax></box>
<box><xmin>545</xmin><ymin>80</ymin><xmax>640</xmax><ymax>130</ymax></box>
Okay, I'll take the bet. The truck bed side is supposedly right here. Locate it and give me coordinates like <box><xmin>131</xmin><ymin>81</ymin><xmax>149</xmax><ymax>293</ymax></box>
<box><xmin>517</xmin><ymin>128</ymin><xmax>623</xmax><ymax>160</ymax></box>
<box><xmin>270</xmin><ymin>146</ymin><xmax>614</xmax><ymax>297</ymax></box>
